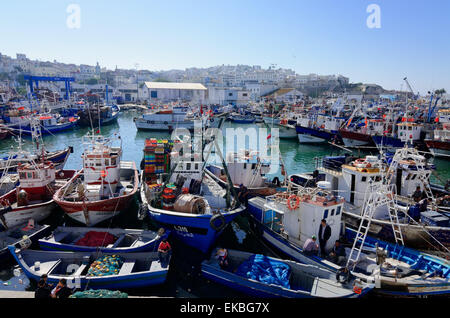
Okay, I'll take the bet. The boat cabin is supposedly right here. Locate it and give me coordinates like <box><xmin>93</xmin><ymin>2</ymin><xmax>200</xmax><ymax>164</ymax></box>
<box><xmin>17</xmin><ymin>161</ymin><xmax>56</xmax><ymax>201</ymax></box>
<box><xmin>396</xmin><ymin>123</ymin><xmax>422</xmax><ymax>142</ymax></box>
<box><xmin>319</xmin><ymin>156</ymin><xmax>389</xmax><ymax>218</ymax></box>
<box><xmin>262</xmin><ymin>189</ymin><xmax>344</xmax><ymax>251</ymax></box>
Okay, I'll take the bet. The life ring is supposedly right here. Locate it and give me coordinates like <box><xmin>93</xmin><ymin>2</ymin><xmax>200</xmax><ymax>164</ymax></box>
<box><xmin>210</xmin><ymin>213</ymin><xmax>226</xmax><ymax>232</ymax></box>
<box><xmin>336</xmin><ymin>267</ymin><xmax>350</xmax><ymax>283</ymax></box>
<box><xmin>287</xmin><ymin>194</ymin><xmax>300</xmax><ymax>210</ymax></box>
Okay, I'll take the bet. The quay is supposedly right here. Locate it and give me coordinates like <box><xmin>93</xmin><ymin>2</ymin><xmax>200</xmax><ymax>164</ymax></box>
<box><xmin>0</xmin><ymin>290</ymin><xmax>172</xmax><ymax>298</ymax></box>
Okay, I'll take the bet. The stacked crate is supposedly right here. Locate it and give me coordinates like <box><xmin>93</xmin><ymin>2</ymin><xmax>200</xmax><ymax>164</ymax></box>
<box><xmin>143</xmin><ymin>138</ymin><xmax>174</xmax><ymax>185</ymax></box>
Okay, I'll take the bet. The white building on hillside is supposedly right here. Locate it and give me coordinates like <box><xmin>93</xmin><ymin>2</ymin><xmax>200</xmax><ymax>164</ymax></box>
<box><xmin>143</xmin><ymin>82</ymin><xmax>207</xmax><ymax>103</ymax></box>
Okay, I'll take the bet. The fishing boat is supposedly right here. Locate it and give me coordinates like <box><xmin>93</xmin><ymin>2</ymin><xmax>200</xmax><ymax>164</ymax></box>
<box><xmin>304</xmin><ymin>148</ymin><xmax>450</xmax><ymax>250</ymax></box>
<box><xmin>0</xmin><ymin>127</ymin><xmax>11</xmax><ymax>140</ymax></box>
<box><xmin>77</xmin><ymin>105</ymin><xmax>120</xmax><ymax>127</ymax></box>
<box><xmin>0</xmin><ymin>147</ymin><xmax>73</xmax><ymax>175</ymax></box>
<box><xmin>53</xmin><ymin>133</ymin><xmax>139</xmax><ymax>226</ymax></box>
<box><xmin>134</xmin><ymin>105</ymin><xmax>196</xmax><ymax>131</ymax></box>
<box><xmin>8</xmin><ymin>113</ymin><xmax>79</xmax><ymax>135</ymax></box>
<box><xmin>425</xmin><ymin>123</ymin><xmax>450</xmax><ymax>158</ymax></box>
<box><xmin>140</xmin><ymin>137</ymin><xmax>245</xmax><ymax>253</ymax></box>
<box><xmin>38</xmin><ymin>226</ymin><xmax>170</xmax><ymax>253</ymax></box>
<box><xmin>295</xmin><ymin>114</ymin><xmax>345</xmax><ymax>144</ymax></box>
<box><xmin>0</xmin><ymin>158</ymin><xmax>76</xmax><ymax>230</ymax></box>
<box><xmin>0</xmin><ymin>221</ymin><xmax>51</xmax><ymax>262</ymax></box>
<box><xmin>205</xmin><ymin>149</ymin><xmax>282</xmax><ymax>197</ymax></box>
<box><xmin>229</xmin><ymin>114</ymin><xmax>256</xmax><ymax>124</ymax></box>
<box><xmin>201</xmin><ymin>248</ymin><xmax>373</xmax><ymax>298</ymax></box>
<box><xmin>246</xmin><ymin>184</ymin><xmax>450</xmax><ymax>296</ymax></box>
<box><xmin>9</xmin><ymin>247</ymin><xmax>170</xmax><ymax>290</ymax></box>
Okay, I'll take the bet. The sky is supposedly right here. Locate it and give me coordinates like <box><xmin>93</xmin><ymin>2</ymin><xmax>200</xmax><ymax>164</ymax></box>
<box><xmin>0</xmin><ymin>0</ymin><xmax>449</xmax><ymax>94</ymax></box>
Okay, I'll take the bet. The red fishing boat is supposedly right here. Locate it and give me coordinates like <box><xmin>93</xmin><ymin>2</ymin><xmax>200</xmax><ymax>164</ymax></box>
<box><xmin>53</xmin><ymin>133</ymin><xmax>139</xmax><ymax>226</ymax></box>
<box><xmin>0</xmin><ymin>157</ymin><xmax>75</xmax><ymax>230</ymax></box>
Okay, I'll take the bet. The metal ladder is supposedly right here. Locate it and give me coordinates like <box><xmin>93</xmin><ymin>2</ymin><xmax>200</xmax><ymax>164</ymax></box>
<box><xmin>346</xmin><ymin>182</ymin><xmax>404</xmax><ymax>270</ymax></box>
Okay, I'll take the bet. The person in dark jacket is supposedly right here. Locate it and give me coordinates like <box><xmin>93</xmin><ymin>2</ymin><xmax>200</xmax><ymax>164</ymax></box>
<box><xmin>51</xmin><ymin>279</ymin><xmax>72</xmax><ymax>299</ymax></box>
<box><xmin>328</xmin><ymin>240</ymin><xmax>346</xmax><ymax>265</ymax></box>
<box><xmin>318</xmin><ymin>219</ymin><xmax>331</xmax><ymax>257</ymax></box>
<box><xmin>35</xmin><ymin>279</ymin><xmax>52</xmax><ymax>299</ymax></box>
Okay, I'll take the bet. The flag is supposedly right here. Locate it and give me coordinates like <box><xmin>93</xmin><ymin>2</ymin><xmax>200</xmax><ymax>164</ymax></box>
<box><xmin>200</xmin><ymin>105</ymin><xmax>203</xmax><ymax>115</ymax></box>
<box><xmin>96</xmin><ymin>129</ymin><xmax>100</xmax><ymax>134</ymax></box>
<box><xmin>267</xmin><ymin>134</ymin><xmax>272</xmax><ymax>140</ymax></box>
<box><xmin>346</xmin><ymin>117</ymin><xmax>352</xmax><ymax>128</ymax></box>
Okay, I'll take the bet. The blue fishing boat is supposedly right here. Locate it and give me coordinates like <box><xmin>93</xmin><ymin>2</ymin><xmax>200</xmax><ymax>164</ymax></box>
<box><xmin>9</xmin><ymin>247</ymin><xmax>170</xmax><ymax>290</ymax></box>
<box><xmin>230</xmin><ymin>114</ymin><xmax>256</xmax><ymax>124</ymax></box>
<box><xmin>38</xmin><ymin>227</ymin><xmax>170</xmax><ymax>253</ymax></box>
<box><xmin>0</xmin><ymin>222</ymin><xmax>51</xmax><ymax>262</ymax></box>
<box><xmin>201</xmin><ymin>248</ymin><xmax>373</xmax><ymax>298</ymax></box>
<box><xmin>8</xmin><ymin>113</ymin><xmax>79</xmax><ymax>135</ymax></box>
<box><xmin>246</xmin><ymin>186</ymin><xmax>450</xmax><ymax>296</ymax></box>
<box><xmin>140</xmin><ymin>137</ymin><xmax>244</xmax><ymax>254</ymax></box>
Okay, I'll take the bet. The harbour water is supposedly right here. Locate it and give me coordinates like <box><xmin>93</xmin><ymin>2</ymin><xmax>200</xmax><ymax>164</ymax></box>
<box><xmin>1</xmin><ymin>110</ymin><xmax>449</xmax><ymax>297</ymax></box>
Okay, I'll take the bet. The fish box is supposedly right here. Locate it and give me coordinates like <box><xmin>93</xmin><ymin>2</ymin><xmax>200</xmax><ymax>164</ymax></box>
<box><xmin>421</xmin><ymin>211</ymin><xmax>449</xmax><ymax>227</ymax></box>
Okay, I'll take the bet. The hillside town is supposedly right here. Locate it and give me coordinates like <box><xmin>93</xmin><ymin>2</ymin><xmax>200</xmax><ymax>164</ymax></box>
<box><xmin>1</xmin><ymin>52</ymin><xmax>436</xmax><ymax>106</ymax></box>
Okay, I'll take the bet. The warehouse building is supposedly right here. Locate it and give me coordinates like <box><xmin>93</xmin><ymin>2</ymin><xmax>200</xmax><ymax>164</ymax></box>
<box><xmin>143</xmin><ymin>82</ymin><xmax>207</xmax><ymax>103</ymax></box>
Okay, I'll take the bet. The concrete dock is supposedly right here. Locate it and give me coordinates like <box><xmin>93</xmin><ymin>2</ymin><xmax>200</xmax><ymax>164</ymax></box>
<box><xmin>0</xmin><ymin>290</ymin><xmax>171</xmax><ymax>298</ymax></box>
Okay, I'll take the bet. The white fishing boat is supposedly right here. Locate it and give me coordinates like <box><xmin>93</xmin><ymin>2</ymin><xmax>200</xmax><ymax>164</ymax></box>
<box><xmin>53</xmin><ymin>133</ymin><xmax>139</xmax><ymax>226</ymax></box>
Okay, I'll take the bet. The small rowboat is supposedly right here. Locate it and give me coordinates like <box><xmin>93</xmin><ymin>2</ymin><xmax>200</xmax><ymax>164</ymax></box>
<box><xmin>9</xmin><ymin>247</ymin><xmax>170</xmax><ymax>290</ymax></box>
<box><xmin>201</xmin><ymin>249</ymin><xmax>373</xmax><ymax>298</ymax></box>
<box><xmin>0</xmin><ymin>222</ymin><xmax>51</xmax><ymax>262</ymax></box>
<box><xmin>38</xmin><ymin>226</ymin><xmax>170</xmax><ymax>253</ymax></box>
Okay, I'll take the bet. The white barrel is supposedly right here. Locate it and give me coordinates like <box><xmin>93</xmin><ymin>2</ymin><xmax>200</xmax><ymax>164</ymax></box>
<box><xmin>317</xmin><ymin>181</ymin><xmax>331</xmax><ymax>190</ymax></box>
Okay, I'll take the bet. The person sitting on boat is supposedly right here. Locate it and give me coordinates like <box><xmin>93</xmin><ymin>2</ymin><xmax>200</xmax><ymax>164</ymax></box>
<box><xmin>418</xmin><ymin>197</ymin><xmax>432</xmax><ymax>213</ymax></box>
<box><xmin>51</xmin><ymin>279</ymin><xmax>72</xmax><ymax>299</ymax></box>
<box><xmin>328</xmin><ymin>240</ymin><xmax>346</xmax><ymax>266</ymax></box>
<box><xmin>412</xmin><ymin>186</ymin><xmax>424</xmax><ymax>203</ymax></box>
<box><xmin>158</xmin><ymin>238</ymin><xmax>172</xmax><ymax>267</ymax></box>
<box><xmin>215</xmin><ymin>248</ymin><xmax>229</xmax><ymax>270</ymax></box>
<box><xmin>303</xmin><ymin>235</ymin><xmax>319</xmax><ymax>256</ymax></box>
<box><xmin>237</xmin><ymin>184</ymin><xmax>249</xmax><ymax>206</ymax></box>
<box><xmin>318</xmin><ymin>219</ymin><xmax>331</xmax><ymax>257</ymax></box>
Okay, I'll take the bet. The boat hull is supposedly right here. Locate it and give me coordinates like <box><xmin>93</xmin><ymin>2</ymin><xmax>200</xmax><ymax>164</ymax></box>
<box><xmin>295</xmin><ymin>126</ymin><xmax>335</xmax><ymax>144</ymax></box>
<box><xmin>54</xmin><ymin>163</ymin><xmax>139</xmax><ymax>226</ymax></box>
<box><xmin>425</xmin><ymin>140</ymin><xmax>450</xmax><ymax>158</ymax></box>
<box><xmin>143</xmin><ymin>190</ymin><xmax>244</xmax><ymax>254</ymax></box>
<box><xmin>339</xmin><ymin>130</ymin><xmax>373</xmax><ymax>147</ymax></box>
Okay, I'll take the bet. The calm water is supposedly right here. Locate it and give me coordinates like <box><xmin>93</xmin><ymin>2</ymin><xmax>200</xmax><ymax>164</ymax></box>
<box><xmin>0</xmin><ymin>111</ymin><xmax>449</xmax><ymax>297</ymax></box>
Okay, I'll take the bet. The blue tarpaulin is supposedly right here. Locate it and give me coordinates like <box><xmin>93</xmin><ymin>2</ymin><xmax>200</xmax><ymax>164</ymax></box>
<box><xmin>235</xmin><ymin>254</ymin><xmax>291</xmax><ymax>289</ymax></box>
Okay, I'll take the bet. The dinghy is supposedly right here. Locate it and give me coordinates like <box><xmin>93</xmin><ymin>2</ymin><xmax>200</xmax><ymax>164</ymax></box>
<box><xmin>38</xmin><ymin>227</ymin><xmax>170</xmax><ymax>253</ymax></box>
<box><xmin>202</xmin><ymin>248</ymin><xmax>373</xmax><ymax>298</ymax></box>
<box><xmin>9</xmin><ymin>247</ymin><xmax>170</xmax><ymax>290</ymax></box>
<box><xmin>0</xmin><ymin>221</ymin><xmax>51</xmax><ymax>262</ymax></box>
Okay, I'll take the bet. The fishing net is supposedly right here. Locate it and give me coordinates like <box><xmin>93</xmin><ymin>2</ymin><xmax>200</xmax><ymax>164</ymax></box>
<box><xmin>70</xmin><ymin>289</ymin><xmax>128</xmax><ymax>298</ymax></box>
<box><xmin>86</xmin><ymin>255</ymin><xmax>123</xmax><ymax>277</ymax></box>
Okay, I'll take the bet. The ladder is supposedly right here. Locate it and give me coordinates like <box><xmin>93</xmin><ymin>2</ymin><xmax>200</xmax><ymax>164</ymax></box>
<box><xmin>386</xmin><ymin>146</ymin><xmax>434</xmax><ymax>203</ymax></box>
<box><xmin>346</xmin><ymin>182</ymin><xmax>404</xmax><ymax>271</ymax></box>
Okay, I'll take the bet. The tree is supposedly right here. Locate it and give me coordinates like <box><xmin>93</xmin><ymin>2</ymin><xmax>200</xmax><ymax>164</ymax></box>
<box><xmin>435</xmin><ymin>88</ymin><xmax>446</xmax><ymax>95</ymax></box>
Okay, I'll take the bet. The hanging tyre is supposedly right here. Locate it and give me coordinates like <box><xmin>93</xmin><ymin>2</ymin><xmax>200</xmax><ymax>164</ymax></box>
<box><xmin>210</xmin><ymin>213</ymin><xmax>226</xmax><ymax>232</ymax></box>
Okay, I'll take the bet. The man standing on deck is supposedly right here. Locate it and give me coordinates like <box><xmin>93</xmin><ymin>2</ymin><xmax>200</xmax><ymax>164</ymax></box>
<box><xmin>318</xmin><ymin>219</ymin><xmax>331</xmax><ymax>257</ymax></box>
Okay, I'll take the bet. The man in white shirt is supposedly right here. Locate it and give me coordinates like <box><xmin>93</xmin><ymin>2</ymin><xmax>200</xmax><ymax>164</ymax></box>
<box><xmin>303</xmin><ymin>235</ymin><xmax>319</xmax><ymax>256</ymax></box>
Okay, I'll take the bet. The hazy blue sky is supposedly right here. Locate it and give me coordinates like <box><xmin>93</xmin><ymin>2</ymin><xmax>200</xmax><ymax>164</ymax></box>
<box><xmin>0</xmin><ymin>0</ymin><xmax>448</xmax><ymax>94</ymax></box>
